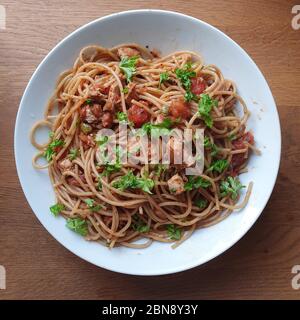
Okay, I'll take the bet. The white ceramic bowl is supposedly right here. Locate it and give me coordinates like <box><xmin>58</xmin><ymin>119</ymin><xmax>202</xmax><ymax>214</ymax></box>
<box><xmin>14</xmin><ymin>10</ymin><xmax>281</xmax><ymax>275</ymax></box>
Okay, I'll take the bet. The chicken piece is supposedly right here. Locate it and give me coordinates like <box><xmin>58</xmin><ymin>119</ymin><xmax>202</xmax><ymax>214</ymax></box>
<box><xmin>167</xmin><ymin>174</ymin><xmax>185</xmax><ymax>195</ymax></box>
<box><xmin>102</xmin><ymin>112</ymin><xmax>113</xmax><ymax>128</ymax></box>
<box><xmin>103</xmin><ymin>84</ymin><xmax>120</xmax><ymax>112</ymax></box>
<box><xmin>59</xmin><ymin>158</ymin><xmax>72</xmax><ymax>171</ymax></box>
<box><xmin>169</xmin><ymin>98</ymin><xmax>190</xmax><ymax>120</ymax></box>
<box><xmin>80</xmin><ymin>104</ymin><xmax>102</xmax><ymax>123</ymax></box>
<box><xmin>117</xmin><ymin>47</ymin><xmax>140</xmax><ymax>59</ymax></box>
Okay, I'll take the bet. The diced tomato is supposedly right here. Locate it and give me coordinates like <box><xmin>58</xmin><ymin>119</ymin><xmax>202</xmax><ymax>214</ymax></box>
<box><xmin>102</xmin><ymin>112</ymin><xmax>113</xmax><ymax>128</ymax></box>
<box><xmin>169</xmin><ymin>98</ymin><xmax>190</xmax><ymax>120</ymax></box>
<box><xmin>128</xmin><ymin>103</ymin><xmax>150</xmax><ymax>128</ymax></box>
<box><xmin>231</xmin><ymin>153</ymin><xmax>247</xmax><ymax>169</ymax></box>
<box><xmin>232</xmin><ymin>132</ymin><xmax>254</xmax><ymax>150</ymax></box>
<box><xmin>191</xmin><ymin>77</ymin><xmax>206</xmax><ymax>95</ymax></box>
<box><xmin>79</xmin><ymin>132</ymin><xmax>95</xmax><ymax>150</ymax></box>
<box><xmin>231</xmin><ymin>132</ymin><xmax>254</xmax><ymax>170</ymax></box>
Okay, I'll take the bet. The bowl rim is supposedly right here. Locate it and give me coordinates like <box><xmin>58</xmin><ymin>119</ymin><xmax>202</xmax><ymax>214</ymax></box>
<box><xmin>14</xmin><ymin>9</ymin><xmax>281</xmax><ymax>275</ymax></box>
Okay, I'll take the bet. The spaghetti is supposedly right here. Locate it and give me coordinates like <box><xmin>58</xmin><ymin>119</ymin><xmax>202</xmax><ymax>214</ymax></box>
<box><xmin>30</xmin><ymin>43</ymin><xmax>259</xmax><ymax>249</ymax></box>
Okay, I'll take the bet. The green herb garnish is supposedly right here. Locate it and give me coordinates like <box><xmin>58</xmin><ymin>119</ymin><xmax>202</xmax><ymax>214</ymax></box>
<box><xmin>43</xmin><ymin>139</ymin><xmax>64</xmax><ymax>162</ymax></box>
<box><xmin>80</xmin><ymin>123</ymin><xmax>92</xmax><ymax>134</ymax></box>
<box><xmin>95</xmin><ymin>135</ymin><xmax>109</xmax><ymax>146</ymax></box>
<box><xmin>122</xmin><ymin>87</ymin><xmax>129</xmax><ymax>94</ymax></box>
<box><xmin>166</xmin><ymin>224</ymin><xmax>182</xmax><ymax>240</ymax></box>
<box><xmin>66</xmin><ymin>217</ymin><xmax>88</xmax><ymax>236</ymax></box>
<box><xmin>84</xmin><ymin>199</ymin><xmax>102</xmax><ymax>212</ymax></box>
<box><xmin>68</xmin><ymin>148</ymin><xmax>79</xmax><ymax>160</ymax></box>
<box><xmin>113</xmin><ymin>171</ymin><xmax>155</xmax><ymax>194</ymax></box>
<box><xmin>184</xmin><ymin>176</ymin><xmax>211</xmax><ymax>191</ymax></box>
<box><xmin>132</xmin><ymin>214</ymin><xmax>150</xmax><ymax>233</ymax></box>
<box><xmin>86</xmin><ymin>98</ymin><xmax>92</xmax><ymax>105</ymax></box>
<box><xmin>175</xmin><ymin>63</ymin><xmax>197</xmax><ymax>102</ymax></box>
<box><xmin>198</xmin><ymin>94</ymin><xmax>217</xmax><ymax>128</ymax></box>
<box><xmin>220</xmin><ymin>176</ymin><xmax>245</xmax><ymax>200</ymax></box>
<box><xmin>159</xmin><ymin>72</ymin><xmax>169</xmax><ymax>87</ymax></box>
<box><xmin>119</xmin><ymin>56</ymin><xmax>139</xmax><ymax>82</ymax></box>
<box><xmin>194</xmin><ymin>198</ymin><xmax>208</xmax><ymax>209</ymax></box>
<box><xmin>207</xmin><ymin>159</ymin><xmax>228</xmax><ymax>173</ymax></box>
<box><xmin>117</xmin><ymin>111</ymin><xmax>128</xmax><ymax>123</ymax></box>
<box><xmin>50</xmin><ymin>203</ymin><xmax>65</xmax><ymax>217</ymax></box>
<box><xmin>204</xmin><ymin>136</ymin><xmax>219</xmax><ymax>157</ymax></box>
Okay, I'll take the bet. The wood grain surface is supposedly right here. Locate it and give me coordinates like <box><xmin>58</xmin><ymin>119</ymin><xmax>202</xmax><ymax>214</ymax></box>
<box><xmin>0</xmin><ymin>0</ymin><xmax>300</xmax><ymax>300</ymax></box>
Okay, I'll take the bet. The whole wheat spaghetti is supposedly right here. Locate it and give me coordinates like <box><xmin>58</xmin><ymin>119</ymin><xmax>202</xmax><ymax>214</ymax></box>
<box><xmin>30</xmin><ymin>43</ymin><xmax>258</xmax><ymax>249</ymax></box>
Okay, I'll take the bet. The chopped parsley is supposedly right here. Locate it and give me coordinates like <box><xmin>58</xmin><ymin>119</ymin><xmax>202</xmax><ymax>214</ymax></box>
<box><xmin>175</xmin><ymin>63</ymin><xmax>197</xmax><ymax>102</ymax></box>
<box><xmin>166</xmin><ymin>224</ymin><xmax>182</xmax><ymax>240</ymax></box>
<box><xmin>154</xmin><ymin>164</ymin><xmax>168</xmax><ymax>177</ymax></box>
<box><xmin>119</xmin><ymin>56</ymin><xmax>139</xmax><ymax>82</ymax></box>
<box><xmin>122</xmin><ymin>87</ymin><xmax>129</xmax><ymax>94</ymax></box>
<box><xmin>228</xmin><ymin>133</ymin><xmax>237</xmax><ymax>141</ymax></box>
<box><xmin>95</xmin><ymin>135</ymin><xmax>109</xmax><ymax>146</ymax></box>
<box><xmin>48</xmin><ymin>131</ymin><xmax>54</xmax><ymax>139</ymax></box>
<box><xmin>102</xmin><ymin>163</ymin><xmax>122</xmax><ymax>176</ymax></box>
<box><xmin>184</xmin><ymin>176</ymin><xmax>211</xmax><ymax>191</ymax></box>
<box><xmin>207</xmin><ymin>159</ymin><xmax>228</xmax><ymax>173</ymax></box>
<box><xmin>50</xmin><ymin>203</ymin><xmax>64</xmax><ymax>217</ymax></box>
<box><xmin>117</xmin><ymin>111</ymin><xmax>128</xmax><ymax>123</ymax></box>
<box><xmin>132</xmin><ymin>214</ymin><xmax>150</xmax><ymax>233</ymax></box>
<box><xmin>113</xmin><ymin>171</ymin><xmax>155</xmax><ymax>194</ymax></box>
<box><xmin>220</xmin><ymin>176</ymin><xmax>245</xmax><ymax>200</ymax></box>
<box><xmin>68</xmin><ymin>148</ymin><xmax>79</xmax><ymax>160</ymax></box>
<box><xmin>198</xmin><ymin>94</ymin><xmax>217</xmax><ymax>128</ymax></box>
<box><xmin>43</xmin><ymin>139</ymin><xmax>64</xmax><ymax>162</ymax></box>
<box><xmin>84</xmin><ymin>199</ymin><xmax>102</xmax><ymax>212</ymax></box>
<box><xmin>66</xmin><ymin>217</ymin><xmax>88</xmax><ymax>236</ymax></box>
<box><xmin>139</xmin><ymin>118</ymin><xmax>173</xmax><ymax>137</ymax></box>
<box><xmin>204</xmin><ymin>136</ymin><xmax>219</xmax><ymax>157</ymax></box>
<box><xmin>159</xmin><ymin>72</ymin><xmax>169</xmax><ymax>87</ymax></box>
<box><xmin>86</xmin><ymin>98</ymin><xmax>92</xmax><ymax>105</ymax></box>
<box><xmin>194</xmin><ymin>198</ymin><xmax>208</xmax><ymax>209</ymax></box>
<box><xmin>80</xmin><ymin>123</ymin><xmax>92</xmax><ymax>134</ymax></box>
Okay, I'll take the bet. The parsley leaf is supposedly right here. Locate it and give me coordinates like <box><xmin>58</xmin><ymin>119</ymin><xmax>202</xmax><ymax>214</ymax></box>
<box><xmin>184</xmin><ymin>91</ymin><xmax>198</xmax><ymax>102</ymax></box>
<box><xmin>194</xmin><ymin>198</ymin><xmax>208</xmax><ymax>209</ymax></box>
<box><xmin>117</xmin><ymin>111</ymin><xmax>128</xmax><ymax>123</ymax></box>
<box><xmin>119</xmin><ymin>56</ymin><xmax>139</xmax><ymax>82</ymax></box>
<box><xmin>220</xmin><ymin>176</ymin><xmax>245</xmax><ymax>200</ymax></box>
<box><xmin>66</xmin><ymin>217</ymin><xmax>88</xmax><ymax>236</ymax></box>
<box><xmin>48</xmin><ymin>131</ymin><xmax>54</xmax><ymax>138</ymax></box>
<box><xmin>113</xmin><ymin>171</ymin><xmax>155</xmax><ymax>194</ymax></box>
<box><xmin>68</xmin><ymin>148</ymin><xmax>79</xmax><ymax>160</ymax></box>
<box><xmin>102</xmin><ymin>163</ymin><xmax>122</xmax><ymax>176</ymax></box>
<box><xmin>132</xmin><ymin>214</ymin><xmax>150</xmax><ymax>233</ymax></box>
<box><xmin>84</xmin><ymin>199</ymin><xmax>102</xmax><ymax>212</ymax></box>
<box><xmin>154</xmin><ymin>164</ymin><xmax>168</xmax><ymax>177</ymax></box>
<box><xmin>207</xmin><ymin>159</ymin><xmax>228</xmax><ymax>173</ymax></box>
<box><xmin>204</xmin><ymin>137</ymin><xmax>219</xmax><ymax>157</ymax></box>
<box><xmin>122</xmin><ymin>87</ymin><xmax>129</xmax><ymax>94</ymax></box>
<box><xmin>80</xmin><ymin>123</ymin><xmax>92</xmax><ymax>134</ymax></box>
<box><xmin>139</xmin><ymin>118</ymin><xmax>174</xmax><ymax>137</ymax></box>
<box><xmin>184</xmin><ymin>176</ymin><xmax>211</xmax><ymax>191</ymax></box>
<box><xmin>228</xmin><ymin>133</ymin><xmax>237</xmax><ymax>141</ymax></box>
<box><xmin>166</xmin><ymin>224</ymin><xmax>182</xmax><ymax>240</ymax></box>
<box><xmin>175</xmin><ymin>63</ymin><xmax>197</xmax><ymax>102</ymax></box>
<box><xmin>43</xmin><ymin>139</ymin><xmax>64</xmax><ymax>162</ymax></box>
<box><xmin>159</xmin><ymin>72</ymin><xmax>169</xmax><ymax>87</ymax></box>
<box><xmin>86</xmin><ymin>98</ymin><xmax>92</xmax><ymax>105</ymax></box>
<box><xmin>50</xmin><ymin>203</ymin><xmax>64</xmax><ymax>217</ymax></box>
<box><xmin>95</xmin><ymin>135</ymin><xmax>109</xmax><ymax>146</ymax></box>
<box><xmin>198</xmin><ymin>94</ymin><xmax>217</xmax><ymax>128</ymax></box>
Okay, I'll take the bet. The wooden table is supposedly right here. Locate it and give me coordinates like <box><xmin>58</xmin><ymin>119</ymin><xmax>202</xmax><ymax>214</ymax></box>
<box><xmin>0</xmin><ymin>0</ymin><xmax>299</xmax><ymax>300</ymax></box>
